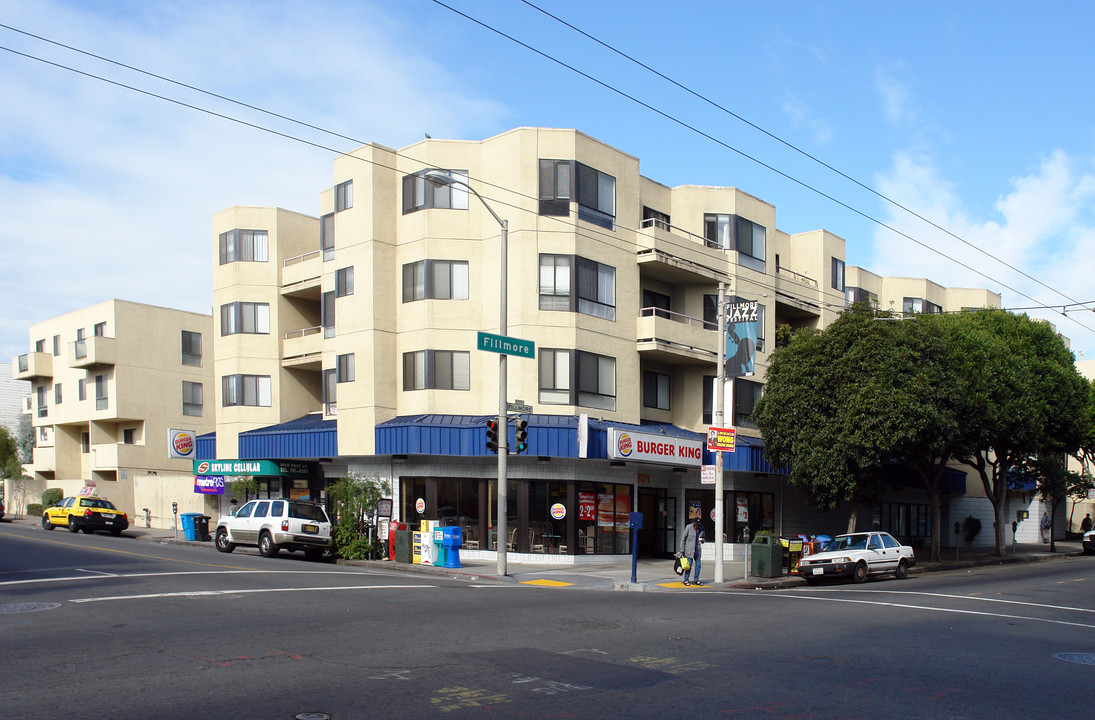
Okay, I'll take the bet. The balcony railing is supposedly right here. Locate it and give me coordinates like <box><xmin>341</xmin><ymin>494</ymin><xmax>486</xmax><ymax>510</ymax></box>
<box><xmin>639</xmin><ymin>306</ymin><xmax>716</xmax><ymax>331</ymax></box>
<box><xmin>775</xmin><ymin>264</ymin><xmax>818</xmax><ymax>288</ymax></box>
<box><xmin>284</xmin><ymin>250</ymin><xmax>321</xmax><ymax>267</ymax></box>
<box><xmin>639</xmin><ymin>217</ymin><xmax>707</xmax><ymax>246</ymax></box>
<box><xmin>284</xmin><ymin>326</ymin><xmax>323</xmax><ymax>340</ymax></box>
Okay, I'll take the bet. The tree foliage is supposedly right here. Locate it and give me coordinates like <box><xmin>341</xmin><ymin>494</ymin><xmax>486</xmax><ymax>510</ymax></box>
<box><xmin>0</xmin><ymin>426</ymin><xmax>21</xmax><ymax>480</ymax></box>
<box><xmin>328</xmin><ymin>472</ymin><xmax>391</xmax><ymax>560</ymax></box>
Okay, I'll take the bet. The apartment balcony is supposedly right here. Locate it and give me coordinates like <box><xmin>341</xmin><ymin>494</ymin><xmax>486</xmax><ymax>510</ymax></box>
<box><xmin>72</xmin><ymin>336</ymin><xmax>117</xmax><ymax>369</ymax></box>
<box><xmin>636</xmin><ymin>307</ymin><xmax>718</xmax><ymax>365</ymax></box>
<box><xmin>281</xmin><ymin>250</ymin><xmax>322</xmax><ymax>300</ymax></box>
<box><xmin>774</xmin><ymin>265</ymin><xmax>822</xmax><ymax>320</ymax></box>
<box><xmin>636</xmin><ymin>219</ymin><xmax>731</xmax><ymax>284</ymax></box>
<box><xmin>30</xmin><ymin>445</ymin><xmax>55</xmax><ymax>475</ymax></box>
<box><xmin>13</xmin><ymin>352</ymin><xmax>52</xmax><ymax>381</ymax></box>
<box><xmin>282</xmin><ymin>326</ymin><xmax>323</xmax><ymax>371</ymax></box>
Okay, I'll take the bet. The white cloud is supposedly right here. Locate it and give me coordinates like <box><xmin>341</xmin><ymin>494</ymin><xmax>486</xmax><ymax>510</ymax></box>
<box><xmin>870</xmin><ymin>149</ymin><xmax>1095</xmax><ymax>357</ymax></box>
<box><xmin>781</xmin><ymin>94</ymin><xmax>833</xmax><ymax>145</ymax></box>
<box><xmin>875</xmin><ymin>64</ymin><xmax>913</xmax><ymax>127</ymax></box>
<box><xmin>0</xmin><ymin>0</ymin><xmax>509</xmax><ymax>361</ymax></box>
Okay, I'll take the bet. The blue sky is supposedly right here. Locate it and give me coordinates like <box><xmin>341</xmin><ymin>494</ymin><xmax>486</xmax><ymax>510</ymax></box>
<box><xmin>2</xmin><ymin>0</ymin><xmax>1095</xmax><ymax>363</ymax></box>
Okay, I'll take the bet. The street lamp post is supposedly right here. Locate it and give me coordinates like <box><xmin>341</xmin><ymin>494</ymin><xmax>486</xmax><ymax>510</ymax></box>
<box><xmin>423</xmin><ymin>170</ymin><xmax>509</xmax><ymax>576</ymax></box>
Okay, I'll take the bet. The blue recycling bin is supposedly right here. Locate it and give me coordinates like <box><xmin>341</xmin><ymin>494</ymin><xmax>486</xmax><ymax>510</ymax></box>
<box><xmin>441</xmin><ymin>526</ymin><xmax>463</xmax><ymax>568</ymax></box>
<box><xmin>180</xmin><ymin>512</ymin><xmax>202</xmax><ymax>541</ymax></box>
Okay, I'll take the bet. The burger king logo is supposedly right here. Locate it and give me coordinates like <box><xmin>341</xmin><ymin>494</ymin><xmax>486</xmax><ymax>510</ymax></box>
<box><xmin>618</xmin><ymin>432</ymin><xmax>633</xmax><ymax>457</ymax></box>
<box><xmin>172</xmin><ymin>431</ymin><xmax>194</xmax><ymax>457</ymax></box>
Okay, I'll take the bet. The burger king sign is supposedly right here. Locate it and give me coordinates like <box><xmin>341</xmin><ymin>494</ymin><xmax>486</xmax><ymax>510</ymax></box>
<box><xmin>168</xmin><ymin>428</ymin><xmax>197</xmax><ymax>459</ymax></box>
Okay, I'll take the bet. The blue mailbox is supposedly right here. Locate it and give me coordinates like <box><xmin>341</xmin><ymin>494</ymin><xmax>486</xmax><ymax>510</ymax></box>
<box><xmin>441</xmin><ymin>526</ymin><xmax>463</xmax><ymax>569</ymax></box>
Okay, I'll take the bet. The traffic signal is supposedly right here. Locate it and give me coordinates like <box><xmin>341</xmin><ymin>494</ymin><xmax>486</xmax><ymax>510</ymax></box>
<box><xmin>486</xmin><ymin>419</ymin><xmax>500</xmax><ymax>453</ymax></box>
<box><xmin>514</xmin><ymin>419</ymin><xmax>528</xmax><ymax>454</ymax></box>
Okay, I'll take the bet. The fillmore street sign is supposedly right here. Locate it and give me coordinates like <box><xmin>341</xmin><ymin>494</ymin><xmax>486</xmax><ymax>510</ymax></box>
<box><xmin>477</xmin><ymin>331</ymin><xmax>535</xmax><ymax>358</ymax></box>
<box><xmin>193</xmin><ymin>459</ymin><xmax>311</xmax><ymax>477</ymax></box>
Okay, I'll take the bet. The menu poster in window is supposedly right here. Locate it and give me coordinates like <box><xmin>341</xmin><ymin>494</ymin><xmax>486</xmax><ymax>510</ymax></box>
<box><xmin>615</xmin><ymin>494</ymin><xmax>630</xmax><ymax>530</ymax></box>
<box><xmin>688</xmin><ymin>500</ymin><xmax>702</xmax><ymax>520</ymax></box>
<box><xmin>579</xmin><ymin>493</ymin><xmax>596</xmax><ymax>521</ymax></box>
<box><xmin>597</xmin><ymin>493</ymin><xmax>614</xmax><ymax>527</ymax></box>
<box><xmin>736</xmin><ymin>496</ymin><xmax>749</xmax><ymax>522</ymax></box>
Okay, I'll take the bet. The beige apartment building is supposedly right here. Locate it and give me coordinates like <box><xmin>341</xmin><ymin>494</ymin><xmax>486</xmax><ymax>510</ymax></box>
<box><xmin>204</xmin><ymin>126</ymin><xmax>1003</xmax><ymax>561</ymax></box>
<box><xmin>8</xmin><ymin>299</ymin><xmax>215</xmax><ymax>523</ymax></box>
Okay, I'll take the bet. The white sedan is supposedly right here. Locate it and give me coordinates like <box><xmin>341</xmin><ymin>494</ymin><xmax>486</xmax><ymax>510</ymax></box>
<box><xmin>796</xmin><ymin>531</ymin><xmax>916</xmax><ymax>585</ymax></box>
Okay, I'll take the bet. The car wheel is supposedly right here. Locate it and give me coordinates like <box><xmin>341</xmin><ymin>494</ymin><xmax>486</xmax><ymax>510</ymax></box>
<box><xmin>895</xmin><ymin>559</ymin><xmax>908</xmax><ymax>580</ymax></box>
<box><xmin>42</xmin><ymin>514</ymin><xmax>54</xmax><ymax>531</ymax></box>
<box><xmin>258</xmin><ymin>532</ymin><xmax>279</xmax><ymax>558</ymax></box>
<box><xmin>852</xmin><ymin>561</ymin><xmax>868</xmax><ymax>584</ymax></box>
<box><xmin>305</xmin><ymin>548</ymin><xmax>323</xmax><ymax>562</ymax></box>
<box><xmin>215</xmin><ymin>528</ymin><xmax>235</xmax><ymax>553</ymax></box>
<box><xmin>68</xmin><ymin>517</ymin><xmax>79</xmax><ymax>533</ymax></box>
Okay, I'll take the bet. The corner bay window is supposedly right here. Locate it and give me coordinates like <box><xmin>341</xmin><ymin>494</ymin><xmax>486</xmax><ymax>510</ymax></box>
<box><xmin>538</xmin><ymin>159</ymin><xmax>615</xmax><ymax>230</ymax></box>
<box><xmin>220</xmin><ymin>302</ymin><xmax>269</xmax><ymax>335</ymax></box>
<box><xmin>539</xmin><ymin>349</ymin><xmax>615</xmax><ymax>410</ymax></box>
<box><xmin>321</xmin><ymin>213</ymin><xmax>335</xmax><ymax>261</ymax></box>
<box><xmin>218</xmin><ymin>229</ymin><xmax>269</xmax><ymax>264</ymax></box>
<box><xmin>222</xmin><ymin>374</ymin><xmax>271</xmax><ymax>407</ymax></box>
<box><xmin>402</xmin><ymin>170</ymin><xmax>468</xmax><ymax>214</ymax></box>
<box><xmin>703</xmin><ymin>213</ymin><xmax>766</xmax><ymax>272</ymax></box>
<box><xmin>539</xmin><ymin>254</ymin><xmax>615</xmax><ymax>321</ymax></box>
<box><xmin>403</xmin><ymin>350</ymin><xmax>470</xmax><ymax>391</ymax></box>
<box><xmin>403</xmin><ymin>260</ymin><xmax>469</xmax><ymax>302</ymax></box>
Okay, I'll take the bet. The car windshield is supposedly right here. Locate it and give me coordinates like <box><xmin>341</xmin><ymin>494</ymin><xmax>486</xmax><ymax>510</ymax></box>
<box><xmin>825</xmin><ymin>534</ymin><xmax>869</xmax><ymax>552</ymax></box>
<box><xmin>288</xmin><ymin>502</ymin><xmax>329</xmax><ymax>523</ymax></box>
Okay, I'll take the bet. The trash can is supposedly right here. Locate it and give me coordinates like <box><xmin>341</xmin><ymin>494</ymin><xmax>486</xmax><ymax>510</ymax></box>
<box><xmin>194</xmin><ymin>515</ymin><xmax>211</xmax><ymax>542</ymax></box>
<box><xmin>750</xmin><ymin>535</ymin><xmax>783</xmax><ymax>578</ymax></box>
<box><xmin>395</xmin><ymin>529</ymin><xmax>413</xmax><ymax>563</ymax></box>
<box><xmin>180</xmin><ymin>512</ymin><xmax>201</xmax><ymax>542</ymax></box>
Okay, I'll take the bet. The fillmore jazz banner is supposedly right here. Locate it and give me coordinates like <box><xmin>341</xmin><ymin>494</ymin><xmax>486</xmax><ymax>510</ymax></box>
<box><xmin>726</xmin><ymin>299</ymin><xmax>759</xmax><ymax>377</ymax></box>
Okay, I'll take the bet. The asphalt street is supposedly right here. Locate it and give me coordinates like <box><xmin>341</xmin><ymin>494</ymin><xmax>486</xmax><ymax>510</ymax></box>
<box><xmin>2</xmin><ymin>519</ymin><xmax>1094</xmax><ymax>719</ymax></box>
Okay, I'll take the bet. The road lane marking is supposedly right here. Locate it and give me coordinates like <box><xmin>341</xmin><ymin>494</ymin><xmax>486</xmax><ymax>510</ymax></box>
<box><xmin>761</xmin><ymin>593</ymin><xmax>1095</xmax><ymax>630</ymax></box>
<box><xmin>0</xmin><ymin>569</ymin><xmax>386</xmax><ymax>588</ymax></box>
<box><xmin>798</xmin><ymin>588</ymin><xmax>1095</xmax><ymax>615</ymax></box>
<box><xmin>69</xmin><ymin>584</ymin><xmax>437</xmax><ymax>603</ymax></box>
<box><xmin>76</xmin><ymin>568</ymin><xmax>117</xmax><ymax>576</ymax></box>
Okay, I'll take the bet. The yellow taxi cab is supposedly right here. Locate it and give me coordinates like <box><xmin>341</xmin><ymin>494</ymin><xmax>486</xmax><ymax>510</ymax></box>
<box><xmin>42</xmin><ymin>496</ymin><xmax>129</xmax><ymax>536</ymax></box>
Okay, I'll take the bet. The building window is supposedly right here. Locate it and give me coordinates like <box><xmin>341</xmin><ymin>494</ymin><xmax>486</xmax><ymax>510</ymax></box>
<box><xmin>81</xmin><ymin>432</ymin><xmax>90</xmax><ymax>454</ymax></box>
<box><xmin>337</xmin><ymin>353</ymin><xmax>355</xmax><ymax>383</ymax></box>
<box><xmin>182</xmin><ymin>381</ymin><xmax>203</xmax><ymax>417</ymax></box>
<box><xmin>52</xmin><ymin>335</ymin><xmax>60</xmax><ymax>356</ymax></box>
<box><xmin>538</xmin><ymin>348</ymin><xmax>571</xmax><ymax>405</ymax></box>
<box><xmin>36</xmin><ymin>385</ymin><xmax>47</xmax><ymax>418</ymax></box>
<box><xmin>324</xmin><ymin>369</ymin><xmax>337</xmax><ymax>416</ymax></box>
<box><xmin>642</xmin><ymin>206</ymin><xmax>671</xmax><ymax>230</ymax></box>
<box><xmin>538</xmin><ymin>254</ymin><xmax>615</xmax><ymax>321</ymax></box>
<box><xmin>321</xmin><ymin>213</ymin><xmax>335</xmax><ymax>261</ymax></box>
<box><xmin>402</xmin><ymin>260</ymin><xmax>469</xmax><ymax>302</ymax></box>
<box><xmin>734</xmin><ymin>378</ymin><xmax>763</xmax><ymax>429</ymax></box>
<box><xmin>54</xmin><ymin>383</ymin><xmax>62</xmax><ymax>405</ymax></box>
<box><xmin>538</xmin><ymin>160</ymin><xmax>615</xmax><ymax>229</ymax></box>
<box><xmin>222</xmin><ymin>374</ymin><xmax>272</xmax><ymax>407</ymax></box>
<box><xmin>218</xmin><ymin>229</ymin><xmax>269</xmax><ymax>264</ymax></box>
<box><xmin>703</xmin><ymin>214</ymin><xmax>766</xmax><ymax>272</ymax></box>
<box><xmin>903</xmin><ymin>297</ymin><xmax>942</xmax><ymax>315</ymax></box>
<box><xmin>322</xmin><ymin>291</ymin><xmax>335</xmax><ymax>339</ymax></box>
<box><xmin>643</xmin><ymin>371</ymin><xmax>670</xmax><ymax>410</ymax></box>
<box><xmin>402</xmin><ymin>350</ymin><xmax>471</xmax><ymax>391</ymax></box>
<box><xmin>78</xmin><ymin>378</ymin><xmax>86</xmax><ymax>402</ymax></box>
<box><xmin>220</xmin><ymin>302</ymin><xmax>270</xmax><ymax>336</ymax></box>
<box><xmin>95</xmin><ymin>374</ymin><xmax>107</xmax><ymax>411</ymax></box>
<box><xmin>702</xmin><ymin>375</ymin><xmax>716</xmax><ymax>425</ymax></box>
<box><xmin>181</xmin><ymin>330</ymin><xmax>202</xmax><ymax>366</ymax></box>
<box><xmin>123</xmin><ymin>428</ymin><xmax>135</xmax><ymax>445</ymax></box>
<box><xmin>831</xmin><ymin>258</ymin><xmax>845</xmax><ymax>292</ymax></box>
<box><xmin>538</xmin><ymin>349</ymin><xmax>615</xmax><ymax>410</ymax></box>
<box><xmin>641</xmin><ymin>289</ymin><xmax>671</xmax><ymax>319</ymax></box>
<box><xmin>94</xmin><ymin>322</ymin><xmax>106</xmax><ymax>337</ymax></box>
<box><xmin>402</xmin><ymin>169</ymin><xmax>469</xmax><ymax>214</ymax></box>
<box><xmin>845</xmin><ymin>287</ymin><xmax>878</xmax><ymax>307</ymax></box>
<box><xmin>335</xmin><ymin>180</ymin><xmax>353</xmax><ymax>212</ymax></box>
<box><xmin>35</xmin><ymin>339</ymin><xmax>44</xmax><ymax>353</ymax></box>
<box><xmin>336</xmin><ymin>266</ymin><xmax>354</xmax><ymax>297</ymax></box>
<box><xmin>538</xmin><ymin>159</ymin><xmax>572</xmax><ymax>216</ymax></box>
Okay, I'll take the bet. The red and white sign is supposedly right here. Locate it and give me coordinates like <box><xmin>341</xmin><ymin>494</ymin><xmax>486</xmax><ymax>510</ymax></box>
<box><xmin>707</xmin><ymin>426</ymin><xmax>736</xmax><ymax>452</ymax></box>
<box><xmin>607</xmin><ymin>428</ymin><xmax>703</xmax><ymax>467</ymax></box>
<box><xmin>578</xmin><ymin>493</ymin><xmax>596</xmax><ymax>521</ymax></box>
<box><xmin>701</xmin><ymin>465</ymin><xmax>716</xmax><ymax>485</ymax></box>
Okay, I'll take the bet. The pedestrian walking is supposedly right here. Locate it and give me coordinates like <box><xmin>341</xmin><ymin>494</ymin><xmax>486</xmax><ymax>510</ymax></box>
<box><xmin>1081</xmin><ymin>513</ymin><xmax>1092</xmax><ymax>533</ymax></box>
<box><xmin>1040</xmin><ymin>511</ymin><xmax>1051</xmax><ymax>543</ymax></box>
<box><xmin>679</xmin><ymin>516</ymin><xmax>706</xmax><ymax>586</ymax></box>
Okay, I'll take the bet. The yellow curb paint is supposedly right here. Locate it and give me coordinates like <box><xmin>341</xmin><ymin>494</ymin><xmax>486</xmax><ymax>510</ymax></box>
<box><xmin>520</xmin><ymin>579</ymin><xmax>573</xmax><ymax>587</ymax></box>
<box><xmin>659</xmin><ymin>582</ymin><xmax>691</xmax><ymax>588</ymax></box>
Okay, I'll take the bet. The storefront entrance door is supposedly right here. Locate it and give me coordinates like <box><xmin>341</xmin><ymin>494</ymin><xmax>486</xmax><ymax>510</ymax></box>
<box><xmin>638</xmin><ymin>488</ymin><xmax>674</xmax><ymax>558</ymax></box>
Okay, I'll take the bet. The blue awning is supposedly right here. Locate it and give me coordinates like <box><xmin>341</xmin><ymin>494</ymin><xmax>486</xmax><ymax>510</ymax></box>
<box><xmin>238</xmin><ymin>414</ymin><xmax>338</xmax><ymax>460</ymax></box>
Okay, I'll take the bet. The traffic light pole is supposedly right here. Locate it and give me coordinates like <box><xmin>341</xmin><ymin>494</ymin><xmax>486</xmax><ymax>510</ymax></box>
<box><xmin>496</xmin><ymin>219</ymin><xmax>509</xmax><ymax>577</ymax></box>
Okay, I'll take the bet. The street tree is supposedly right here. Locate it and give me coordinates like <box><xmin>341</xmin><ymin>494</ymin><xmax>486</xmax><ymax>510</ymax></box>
<box><xmin>947</xmin><ymin>310</ymin><xmax>1088</xmax><ymax>556</ymax></box>
<box><xmin>1017</xmin><ymin>451</ymin><xmax>1087</xmax><ymax>553</ymax></box>
<box><xmin>756</xmin><ymin>305</ymin><xmax>961</xmax><ymax>558</ymax></box>
<box><xmin>329</xmin><ymin>472</ymin><xmax>391</xmax><ymax>559</ymax></box>
<box><xmin>0</xmin><ymin>426</ymin><xmax>21</xmax><ymax>480</ymax></box>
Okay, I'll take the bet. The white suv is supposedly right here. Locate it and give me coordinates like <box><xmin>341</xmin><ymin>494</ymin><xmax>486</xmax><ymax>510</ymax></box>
<box><xmin>215</xmin><ymin>499</ymin><xmax>332</xmax><ymax>561</ymax></box>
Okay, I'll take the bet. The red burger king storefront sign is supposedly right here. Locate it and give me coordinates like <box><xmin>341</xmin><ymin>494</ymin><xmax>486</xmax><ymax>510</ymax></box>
<box><xmin>607</xmin><ymin>428</ymin><xmax>703</xmax><ymax>467</ymax></box>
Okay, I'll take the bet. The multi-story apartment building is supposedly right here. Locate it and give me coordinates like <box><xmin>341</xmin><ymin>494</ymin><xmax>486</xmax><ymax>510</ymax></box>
<box><xmin>8</xmin><ymin>300</ymin><xmax>214</xmax><ymax>519</ymax></box>
<box><xmin>206</xmin><ymin>127</ymin><xmax>1001</xmax><ymax>561</ymax></box>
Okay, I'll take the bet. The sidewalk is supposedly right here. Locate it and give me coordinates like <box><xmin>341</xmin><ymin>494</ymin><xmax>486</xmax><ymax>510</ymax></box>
<box><xmin>9</xmin><ymin>515</ymin><xmax>1087</xmax><ymax>592</ymax></box>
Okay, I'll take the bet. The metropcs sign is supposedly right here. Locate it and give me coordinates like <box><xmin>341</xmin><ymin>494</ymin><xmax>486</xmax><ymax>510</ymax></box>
<box><xmin>607</xmin><ymin>428</ymin><xmax>703</xmax><ymax>467</ymax></box>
